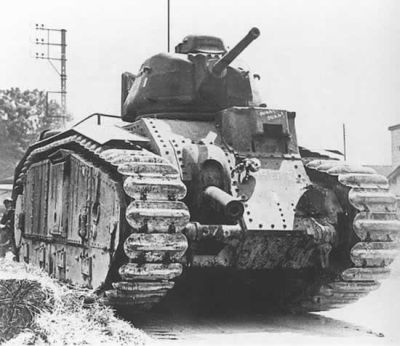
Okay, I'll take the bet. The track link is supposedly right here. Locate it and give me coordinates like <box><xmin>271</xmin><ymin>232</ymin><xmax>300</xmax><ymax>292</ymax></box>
<box><xmin>302</xmin><ymin>160</ymin><xmax>400</xmax><ymax>311</ymax></box>
<box><xmin>14</xmin><ymin>137</ymin><xmax>189</xmax><ymax>310</ymax></box>
<box><xmin>100</xmin><ymin>149</ymin><xmax>189</xmax><ymax>308</ymax></box>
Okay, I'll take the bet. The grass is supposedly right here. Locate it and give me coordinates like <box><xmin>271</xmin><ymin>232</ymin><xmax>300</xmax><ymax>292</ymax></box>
<box><xmin>0</xmin><ymin>255</ymin><xmax>149</xmax><ymax>345</ymax></box>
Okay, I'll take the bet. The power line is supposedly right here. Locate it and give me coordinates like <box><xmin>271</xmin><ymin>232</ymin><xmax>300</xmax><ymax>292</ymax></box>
<box><xmin>34</xmin><ymin>24</ymin><xmax>67</xmax><ymax>128</ymax></box>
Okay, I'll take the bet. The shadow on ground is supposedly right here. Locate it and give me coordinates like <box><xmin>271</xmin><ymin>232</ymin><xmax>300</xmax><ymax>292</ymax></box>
<box><xmin>115</xmin><ymin>269</ymin><xmax>386</xmax><ymax>344</ymax></box>
<box><xmin>118</xmin><ymin>309</ymin><xmax>383</xmax><ymax>343</ymax></box>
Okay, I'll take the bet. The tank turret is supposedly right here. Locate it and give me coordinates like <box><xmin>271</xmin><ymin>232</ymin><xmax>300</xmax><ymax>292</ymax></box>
<box><xmin>121</xmin><ymin>28</ymin><xmax>261</xmax><ymax>121</ymax></box>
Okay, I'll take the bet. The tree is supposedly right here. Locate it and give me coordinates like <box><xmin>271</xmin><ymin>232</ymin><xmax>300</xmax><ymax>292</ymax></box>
<box><xmin>0</xmin><ymin>88</ymin><xmax>72</xmax><ymax>180</ymax></box>
<box><xmin>0</xmin><ymin>88</ymin><xmax>70</xmax><ymax>154</ymax></box>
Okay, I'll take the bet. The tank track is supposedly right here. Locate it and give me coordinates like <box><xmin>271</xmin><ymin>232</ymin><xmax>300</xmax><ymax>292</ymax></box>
<box><xmin>99</xmin><ymin>149</ymin><xmax>189</xmax><ymax>308</ymax></box>
<box><xmin>14</xmin><ymin>136</ymin><xmax>189</xmax><ymax>310</ymax></box>
<box><xmin>302</xmin><ymin>160</ymin><xmax>400</xmax><ymax>311</ymax></box>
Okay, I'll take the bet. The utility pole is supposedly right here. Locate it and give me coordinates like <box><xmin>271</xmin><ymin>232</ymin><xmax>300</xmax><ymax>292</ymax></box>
<box><xmin>34</xmin><ymin>24</ymin><xmax>67</xmax><ymax>127</ymax></box>
<box><xmin>343</xmin><ymin>123</ymin><xmax>347</xmax><ymax>161</ymax></box>
<box><xmin>167</xmin><ymin>0</ymin><xmax>171</xmax><ymax>52</ymax></box>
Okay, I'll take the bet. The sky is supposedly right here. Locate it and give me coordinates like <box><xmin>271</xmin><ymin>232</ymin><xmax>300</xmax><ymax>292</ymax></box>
<box><xmin>1</xmin><ymin>0</ymin><xmax>399</xmax><ymax>165</ymax></box>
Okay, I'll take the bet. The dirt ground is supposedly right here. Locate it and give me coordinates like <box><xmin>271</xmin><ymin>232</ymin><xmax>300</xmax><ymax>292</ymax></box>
<box><xmin>131</xmin><ymin>258</ymin><xmax>400</xmax><ymax>346</ymax></box>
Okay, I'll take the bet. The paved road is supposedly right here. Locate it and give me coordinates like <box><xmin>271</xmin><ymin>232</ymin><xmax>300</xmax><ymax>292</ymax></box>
<box><xmin>126</xmin><ymin>259</ymin><xmax>400</xmax><ymax>346</ymax></box>
<box><xmin>132</xmin><ymin>310</ymin><xmax>391</xmax><ymax>345</ymax></box>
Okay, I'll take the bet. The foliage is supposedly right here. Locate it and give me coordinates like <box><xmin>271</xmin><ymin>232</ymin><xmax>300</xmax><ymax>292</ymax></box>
<box><xmin>0</xmin><ymin>88</ymin><xmax>70</xmax><ymax>155</ymax></box>
<box><xmin>0</xmin><ymin>257</ymin><xmax>148</xmax><ymax>345</ymax></box>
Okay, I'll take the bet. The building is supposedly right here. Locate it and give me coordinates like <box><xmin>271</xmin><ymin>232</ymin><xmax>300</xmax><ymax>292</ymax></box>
<box><xmin>389</xmin><ymin>124</ymin><xmax>400</xmax><ymax>168</ymax></box>
<box><xmin>388</xmin><ymin>124</ymin><xmax>400</xmax><ymax>210</ymax></box>
<box><xmin>364</xmin><ymin>124</ymin><xmax>400</xmax><ymax>211</ymax></box>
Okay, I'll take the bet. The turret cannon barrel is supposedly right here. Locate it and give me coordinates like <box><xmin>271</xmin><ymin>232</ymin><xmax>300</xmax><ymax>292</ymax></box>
<box><xmin>211</xmin><ymin>27</ymin><xmax>260</xmax><ymax>76</ymax></box>
<box><xmin>203</xmin><ymin>186</ymin><xmax>244</xmax><ymax>221</ymax></box>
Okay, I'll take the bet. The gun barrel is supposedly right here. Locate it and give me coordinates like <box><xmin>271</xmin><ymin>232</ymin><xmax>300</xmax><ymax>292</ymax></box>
<box><xmin>211</xmin><ymin>27</ymin><xmax>260</xmax><ymax>76</ymax></box>
<box><xmin>204</xmin><ymin>186</ymin><xmax>244</xmax><ymax>220</ymax></box>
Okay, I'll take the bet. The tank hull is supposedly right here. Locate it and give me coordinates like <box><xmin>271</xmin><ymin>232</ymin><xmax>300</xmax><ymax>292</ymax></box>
<box><xmin>12</xmin><ymin>111</ymin><xmax>400</xmax><ymax>311</ymax></box>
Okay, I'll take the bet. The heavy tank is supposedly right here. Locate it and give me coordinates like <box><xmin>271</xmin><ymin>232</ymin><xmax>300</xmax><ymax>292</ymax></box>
<box><xmin>11</xmin><ymin>28</ymin><xmax>400</xmax><ymax>311</ymax></box>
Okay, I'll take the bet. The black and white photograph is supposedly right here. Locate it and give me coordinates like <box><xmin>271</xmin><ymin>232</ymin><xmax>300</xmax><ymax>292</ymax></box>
<box><xmin>0</xmin><ymin>0</ymin><xmax>399</xmax><ymax>345</ymax></box>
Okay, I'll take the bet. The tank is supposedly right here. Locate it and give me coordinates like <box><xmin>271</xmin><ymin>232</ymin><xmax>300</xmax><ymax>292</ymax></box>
<box><xmin>11</xmin><ymin>28</ymin><xmax>400</xmax><ymax>312</ymax></box>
